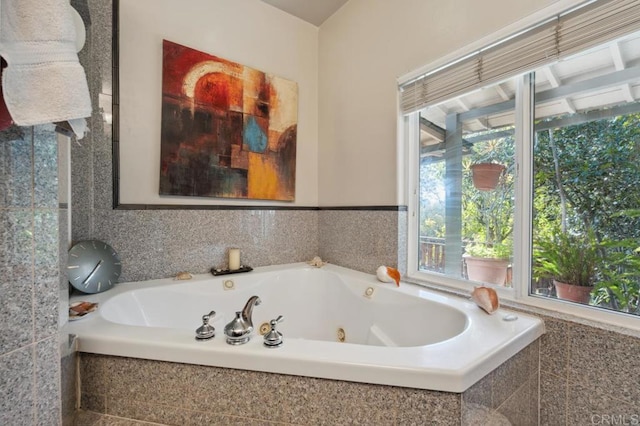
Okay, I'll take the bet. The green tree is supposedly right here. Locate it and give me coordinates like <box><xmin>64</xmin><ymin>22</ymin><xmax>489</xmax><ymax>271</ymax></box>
<box><xmin>419</xmin><ymin>159</ymin><xmax>445</xmax><ymax>238</ymax></box>
<box><xmin>463</xmin><ymin>135</ymin><xmax>515</xmax><ymax>253</ymax></box>
<box><xmin>534</xmin><ymin>114</ymin><xmax>640</xmax><ymax>241</ymax></box>
<box><xmin>533</xmin><ymin>113</ymin><xmax>640</xmax><ymax>313</ymax></box>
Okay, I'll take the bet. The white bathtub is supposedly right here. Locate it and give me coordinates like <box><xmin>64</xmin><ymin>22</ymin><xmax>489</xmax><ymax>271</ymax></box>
<box><xmin>67</xmin><ymin>263</ymin><xmax>544</xmax><ymax>392</ymax></box>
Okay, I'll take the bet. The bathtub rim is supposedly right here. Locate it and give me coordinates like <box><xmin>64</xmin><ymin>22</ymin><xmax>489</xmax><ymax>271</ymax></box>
<box><xmin>67</xmin><ymin>262</ymin><xmax>545</xmax><ymax>393</ymax></box>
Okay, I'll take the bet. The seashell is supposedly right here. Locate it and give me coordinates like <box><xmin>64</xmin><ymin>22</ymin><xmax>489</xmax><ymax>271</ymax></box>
<box><xmin>69</xmin><ymin>301</ymin><xmax>98</xmax><ymax>320</ymax></box>
<box><xmin>376</xmin><ymin>266</ymin><xmax>401</xmax><ymax>286</ymax></box>
<box><xmin>471</xmin><ymin>286</ymin><xmax>499</xmax><ymax>314</ymax></box>
<box><xmin>174</xmin><ymin>271</ymin><xmax>193</xmax><ymax>280</ymax></box>
<box><xmin>307</xmin><ymin>256</ymin><xmax>327</xmax><ymax>268</ymax></box>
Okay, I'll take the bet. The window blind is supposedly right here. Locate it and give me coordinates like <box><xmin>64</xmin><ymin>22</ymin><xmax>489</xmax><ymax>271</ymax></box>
<box><xmin>400</xmin><ymin>0</ymin><xmax>640</xmax><ymax>114</ymax></box>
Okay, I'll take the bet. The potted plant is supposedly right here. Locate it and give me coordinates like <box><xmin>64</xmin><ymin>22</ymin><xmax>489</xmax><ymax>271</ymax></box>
<box><xmin>463</xmin><ymin>161</ymin><xmax>513</xmax><ymax>285</ymax></box>
<box><xmin>592</xmin><ymin>239</ymin><xmax>640</xmax><ymax>314</ymax></box>
<box><xmin>533</xmin><ymin>230</ymin><xmax>601</xmax><ymax>304</ymax></box>
<box><xmin>464</xmin><ymin>242</ymin><xmax>511</xmax><ymax>285</ymax></box>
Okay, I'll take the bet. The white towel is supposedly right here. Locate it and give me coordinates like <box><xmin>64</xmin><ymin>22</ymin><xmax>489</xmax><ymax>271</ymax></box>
<box><xmin>0</xmin><ymin>0</ymin><xmax>92</xmax><ymax>138</ymax></box>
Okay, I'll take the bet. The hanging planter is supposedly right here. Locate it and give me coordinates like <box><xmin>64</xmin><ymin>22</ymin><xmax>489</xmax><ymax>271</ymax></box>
<box><xmin>470</xmin><ymin>163</ymin><xmax>506</xmax><ymax>191</ymax></box>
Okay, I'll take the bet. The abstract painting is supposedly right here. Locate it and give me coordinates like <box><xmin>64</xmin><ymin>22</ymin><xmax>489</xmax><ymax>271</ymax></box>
<box><xmin>159</xmin><ymin>40</ymin><xmax>297</xmax><ymax>201</ymax></box>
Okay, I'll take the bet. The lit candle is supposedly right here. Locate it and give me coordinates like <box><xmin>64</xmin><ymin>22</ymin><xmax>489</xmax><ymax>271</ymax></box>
<box><xmin>228</xmin><ymin>248</ymin><xmax>241</xmax><ymax>271</ymax></box>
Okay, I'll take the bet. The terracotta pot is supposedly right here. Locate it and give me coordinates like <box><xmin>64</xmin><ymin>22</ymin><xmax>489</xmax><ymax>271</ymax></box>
<box><xmin>553</xmin><ymin>280</ymin><xmax>593</xmax><ymax>304</ymax></box>
<box><xmin>470</xmin><ymin>163</ymin><xmax>506</xmax><ymax>191</ymax></box>
<box><xmin>465</xmin><ymin>256</ymin><xmax>510</xmax><ymax>286</ymax></box>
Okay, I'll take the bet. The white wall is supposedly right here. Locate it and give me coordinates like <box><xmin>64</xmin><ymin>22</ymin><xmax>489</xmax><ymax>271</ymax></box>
<box><xmin>119</xmin><ymin>0</ymin><xmax>570</xmax><ymax>207</ymax></box>
<box><xmin>119</xmin><ymin>0</ymin><xmax>318</xmax><ymax>206</ymax></box>
<box><xmin>317</xmin><ymin>0</ymin><xmax>559</xmax><ymax>206</ymax></box>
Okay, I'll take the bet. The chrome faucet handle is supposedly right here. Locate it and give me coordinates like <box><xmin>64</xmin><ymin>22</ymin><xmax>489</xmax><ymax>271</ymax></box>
<box><xmin>263</xmin><ymin>315</ymin><xmax>284</xmax><ymax>348</ymax></box>
<box><xmin>195</xmin><ymin>310</ymin><xmax>216</xmax><ymax>341</ymax></box>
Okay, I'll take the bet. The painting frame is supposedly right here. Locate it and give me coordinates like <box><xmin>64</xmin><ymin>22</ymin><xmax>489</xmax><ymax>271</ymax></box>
<box><xmin>158</xmin><ymin>40</ymin><xmax>298</xmax><ymax>201</ymax></box>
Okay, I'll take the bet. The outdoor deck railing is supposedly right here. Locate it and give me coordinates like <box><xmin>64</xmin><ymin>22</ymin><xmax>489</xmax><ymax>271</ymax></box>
<box><xmin>419</xmin><ymin>237</ymin><xmax>446</xmax><ymax>273</ymax></box>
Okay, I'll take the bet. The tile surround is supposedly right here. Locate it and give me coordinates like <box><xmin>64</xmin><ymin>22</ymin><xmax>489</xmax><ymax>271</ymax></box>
<box><xmin>491</xmin><ymin>339</ymin><xmax>539</xmax><ymax>409</ymax></box>
<box><xmin>69</xmin><ymin>129</ymin><xmax>93</xmax><ymax>243</ymax></box>
<box><xmin>568</xmin><ymin>323</ymin><xmax>640</xmax><ymax>406</ymax></box>
<box><xmin>33</xmin><ymin>130</ymin><xmax>60</xmax><ymax>208</ymax></box>
<box><xmin>79</xmin><ymin>345</ymin><xmax>539</xmax><ymax>425</ymax></box>
<box><xmin>567</xmin><ymin>380</ymin><xmax>640</xmax><ymax>425</ymax></box>
<box><xmin>0</xmin><ymin>346</ymin><xmax>35</xmax><ymax>425</ymax></box>
<box><xmin>0</xmin><ymin>124</ymin><xmax>63</xmax><ymax>425</ymax></box>
<box><xmin>0</xmin><ymin>128</ymin><xmax>32</xmax><ymax>208</ymax></box>
<box><xmin>539</xmin><ymin>317</ymin><xmax>569</xmax><ymax>379</ymax></box>
<box><xmin>61</xmin><ymin>340</ymin><xmax>78</xmax><ymax>426</ymax></box>
<box><xmin>537</xmin><ymin>316</ymin><xmax>640</xmax><ymax>425</ymax></box>
<box><xmin>0</xmin><ymin>210</ymin><xmax>35</xmax><ymax>354</ymax></box>
<box><xmin>461</xmin><ymin>340</ymin><xmax>539</xmax><ymax>426</ymax></box>
<box><xmin>34</xmin><ymin>209</ymin><xmax>61</xmax><ymax>341</ymax></box>
<box><xmin>89</xmin><ymin>208</ymin><xmax>319</xmax><ymax>282</ymax></box>
<box><xmin>36</xmin><ymin>337</ymin><xmax>62</xmax><ymax>425</ymax></box>
<box><xmin>319</xmin><ymin>210</ymin><xmax>407</xmax><ymax>275</ymax></box>
<box><xmin>496</xmin><ymin>373</ymin><xmax>539</xmax><ymax>426</ymax></box>
<box><xmin>540</xmin><ymin>372</ymin><xmax>566</xmax><ymax>425</ymax></box>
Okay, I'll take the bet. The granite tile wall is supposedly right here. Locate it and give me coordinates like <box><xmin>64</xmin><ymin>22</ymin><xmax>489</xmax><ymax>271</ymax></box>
<box><xmin>77</xmin><ymin>340</ymin><xmax>538</xmax><ymax>425</ymax></box>
<box><xmin>61</xmin><ymin>339</ymin><xmax>77</xmax><ymax>426</ymax></box>
<box><xmin>0</xmin><ymin>125</ymin><xmax>62</xmax><ymax>425</ymax></box>
<box><xmin>462</xmin><ymin>339</ymin><xmax>539</xmax><ymax>425</ymax></box>
<box><xmin>91</xmin><ymin>209</ymin><xmax>319</xmax><ymax>282</ymax></box>
<box><xmin>539</xmin><ymin>317</ymin><xmax>640</xmax><ymax>425</ymax></box>
<box><xmin>318</xmin><ymin>209</ymin><xmax>408</xmax><ymax>276</ymax></box>
<box><xmin>70</xmin><ymin>0</ymin><xmax>96</xmax><ymax>244</ymax></box>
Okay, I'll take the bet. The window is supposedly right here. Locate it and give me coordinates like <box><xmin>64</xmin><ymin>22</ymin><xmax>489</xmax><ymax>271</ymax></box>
<box><xmin>403</xmin><ymin>0</ymin><xmax>640</xmax><ymax>325</ymax></box>
<box><xmin>417</xmin><ymin>78</ymin><xmax>516</xmax><ymax>287</ymax></box>
<box><xmin>531</xmin><ymin>35</ymin><xmax>640</xmax><ymax>316</ymax></box>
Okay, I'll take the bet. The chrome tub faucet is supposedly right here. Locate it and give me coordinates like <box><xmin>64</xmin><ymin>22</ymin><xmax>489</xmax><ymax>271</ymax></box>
<box><xmin>223</xmin><ymin>295</ymin><xmax>261</xmax><ymax>345</ymax></box>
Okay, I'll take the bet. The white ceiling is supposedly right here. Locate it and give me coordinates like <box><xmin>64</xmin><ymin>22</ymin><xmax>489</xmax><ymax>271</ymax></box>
<box><xmin>261</xmin><ymin>0</ymin><xmax>348</xmax><ymax>26</ymax></box>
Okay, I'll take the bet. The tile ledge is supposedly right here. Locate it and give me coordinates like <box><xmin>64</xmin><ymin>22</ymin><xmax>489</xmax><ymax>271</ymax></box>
<box><xmin>402</xmin><ymin>277</ymin><xmax>640</xmax><ymax>339</ymax></box>
<box><xmin>499</xmin><ymin>300</ymin><xmax>640</xmax><ymax>339</ymax></box>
